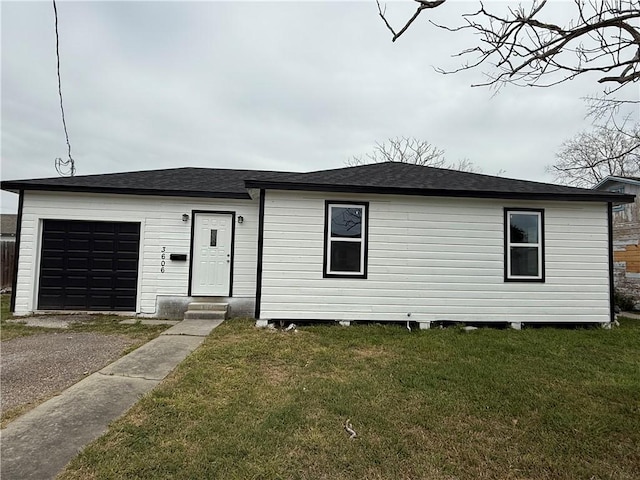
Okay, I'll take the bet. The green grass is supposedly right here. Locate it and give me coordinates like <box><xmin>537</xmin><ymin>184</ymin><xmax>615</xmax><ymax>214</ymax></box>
<box><xmin>1</xmin><ymin>293</ymin><xmax>63</xmax><ymax>341</ymax></box>
<box><xmin>0</xmin><ymin>293</ymin><xmax>16</xmax><ymax>324</ymax></box>
<box><xmin>0</xmin><ymin>295</ymin><xmax>167</xmax><ymax>343</ymax></box>
<box><xmin>60</xmin><ymin>317</ymin><xmax>640</xmax><ymax>480</ymax></box>
<box><xmin>0</xmin><ymin>293</ymin><xmax>10</xmax><ymax>319</ymax></box>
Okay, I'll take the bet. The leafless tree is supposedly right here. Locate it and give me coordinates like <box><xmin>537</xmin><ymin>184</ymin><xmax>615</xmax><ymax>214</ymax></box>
<box><xmin>347</xmin><ymin>137</ymin><xmax>481</xmax><ymax>172</ymax></box>
<box><xmin>447</xmin><ymin>158</ymin><xmax>482</xmax><ymax>173</ymax></box>
<box><xmin>377</xmin><ymin>0</ymin><xmax>640</xmax><ymax>100</ymax></box>
<box><xmin>547</xmin><ymin>123</ymin><xmax>640</xmax><ymax>187</ymax></box>
<box><xmin>347</xmin><ymin>137</ymin><xmax>445</xmax><ymax>166</ymax></box>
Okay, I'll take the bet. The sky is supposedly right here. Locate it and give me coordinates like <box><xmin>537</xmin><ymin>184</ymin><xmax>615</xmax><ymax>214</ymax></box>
<box><xmin>2</xmin><ymin>0</ymin><xmax>638</xmax><ymax>213</ymax></box>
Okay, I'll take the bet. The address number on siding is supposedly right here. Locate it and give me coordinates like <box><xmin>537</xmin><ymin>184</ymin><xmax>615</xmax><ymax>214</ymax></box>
<box><xmin>161</xmin><ymin>246</ymin><xmax>166</xmax><ymax>273</ymax></box>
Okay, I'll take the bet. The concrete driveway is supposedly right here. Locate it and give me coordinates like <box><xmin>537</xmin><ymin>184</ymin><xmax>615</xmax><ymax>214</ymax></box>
<box><xmin>1</xmin><ymin>319</ymin><xmax>223</xmax><ymax>480</ymax></box>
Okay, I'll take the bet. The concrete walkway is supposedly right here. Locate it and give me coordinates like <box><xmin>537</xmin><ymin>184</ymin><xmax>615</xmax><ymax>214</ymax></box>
<box><xmin>0</xmin><ymin>319</ymin><xmax>223</xmax><ymax>480</ymax></box>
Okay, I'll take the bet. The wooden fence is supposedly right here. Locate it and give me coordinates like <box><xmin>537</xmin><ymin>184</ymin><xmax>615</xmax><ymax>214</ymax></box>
<box><xmin>1</xmin><ymin>241</ymin><xmax>16</xmax><ymax>290</ymax></box>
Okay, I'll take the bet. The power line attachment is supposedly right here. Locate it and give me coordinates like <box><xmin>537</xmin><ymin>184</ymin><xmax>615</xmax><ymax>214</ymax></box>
<box><xmin>52</xmin><ymin>0</ymin><xmax>75</xmax><ymax>177</ymax></box>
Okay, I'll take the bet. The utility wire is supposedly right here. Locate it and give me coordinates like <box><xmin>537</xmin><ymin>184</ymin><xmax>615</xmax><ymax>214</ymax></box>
<box><xmin>53</xmin><ymin>0</ymin><xmax>75</xmax><ymax>176</ymax></box>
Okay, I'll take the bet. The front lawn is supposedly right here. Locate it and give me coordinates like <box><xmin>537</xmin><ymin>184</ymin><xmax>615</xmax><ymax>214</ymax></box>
<box><xmin>61</xmin><ymin>318</ymin><xmax>640</xmax><ymax>480</ymax></box>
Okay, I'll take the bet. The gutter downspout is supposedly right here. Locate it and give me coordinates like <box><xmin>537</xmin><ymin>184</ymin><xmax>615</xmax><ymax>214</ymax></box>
<box><xmin>254</xmin><ymin>189</ymin><xmax>265</xmax><ymax>321</ymax></box>
<box><xmin>10</xmin><ymin>191</ymin><xmax>24</xmax><ymax>312</ymax></box>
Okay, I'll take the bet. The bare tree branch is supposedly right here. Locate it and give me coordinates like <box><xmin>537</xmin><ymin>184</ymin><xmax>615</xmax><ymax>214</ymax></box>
<box><xmin>378</xmin><ymin>0</ymin><xmax>640</xmax><ymax>97</ymax></box>
<box><xmin>584</xmin><ymin>94</ymin><xmax>640</xmax><ymax>121</ymax></box>
<box><xmin>346</xmin><ymin>137</ymin><xmax>480</xmax><ymax>172</ymax></box>
<box><xmin>546</xmin><ymin>123</ymin><xmax>640</xmax><ymax>187</ymax></box>
<box><xmin>377</xmin><ymin>0</ymin><xmax>446</xmax><ymax>42</ymax></box>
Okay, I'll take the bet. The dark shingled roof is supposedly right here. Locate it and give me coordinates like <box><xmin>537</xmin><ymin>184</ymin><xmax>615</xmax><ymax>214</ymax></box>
<box><xmin>1</xmin><ymin>162</ymin><xmax>635</xmax><ymax>203</ymax></box>
<box><xmin>244</xmin><ymin>162</ymin><xmax>636</xmax><ymax>202</ymax></box>
<box><xmin>1</xmin><ymin>168</ymin><xmax>295</xmax><ymax>199</ymax></box>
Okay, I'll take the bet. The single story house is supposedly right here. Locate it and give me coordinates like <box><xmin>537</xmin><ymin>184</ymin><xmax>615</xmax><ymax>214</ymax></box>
<box><xmin>593</xmin><ymin>176</ymin><xmax>640</xmax><ymax>308</ymax></box>
<box><xmin>1</xmin><ymin>162</ymin><xmax>635</xmax><ymax>328</ymax></box>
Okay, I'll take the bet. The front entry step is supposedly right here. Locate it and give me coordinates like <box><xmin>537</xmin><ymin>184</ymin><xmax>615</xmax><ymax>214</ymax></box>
<box><xmin>184</xmin><ymin>302</ymin><xmax>228</xmax><ymax>321</ymax></box>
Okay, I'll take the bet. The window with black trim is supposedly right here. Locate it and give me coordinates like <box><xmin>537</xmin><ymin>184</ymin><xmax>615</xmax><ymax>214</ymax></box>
<box><xmin>324</xmin><ymin>202</ymin><xmax>368</xmax><ymax>278</ymax></box>
<box><xmin>505</xmin><ymin>209</ymin><xmax>544</xmax><ymax>281</ymax></box>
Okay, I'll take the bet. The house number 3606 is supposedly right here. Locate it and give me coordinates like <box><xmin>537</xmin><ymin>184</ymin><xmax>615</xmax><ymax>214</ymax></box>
<box><xmin>160</xmin><ymin>247</ymin><xmax>166</xmax><ymax>273</ymax></box>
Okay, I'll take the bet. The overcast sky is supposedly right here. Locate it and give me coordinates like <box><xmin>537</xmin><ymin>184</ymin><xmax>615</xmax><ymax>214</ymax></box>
<box><xmin>2</xmin><ymin>1</ymin><xmax>638</xmax><ymax>213</ymax></box>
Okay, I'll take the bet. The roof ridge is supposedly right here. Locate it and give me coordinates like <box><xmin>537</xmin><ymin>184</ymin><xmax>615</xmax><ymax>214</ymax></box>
<box><xmin>296</xmin><ymin>161</ymin><xmax>604</xmax><ymax>193</ymax></box>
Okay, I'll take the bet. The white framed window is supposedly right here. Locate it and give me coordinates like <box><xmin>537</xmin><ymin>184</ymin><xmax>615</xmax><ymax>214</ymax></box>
<box><xmin>324</xmin><ymin>201</ymin><xmax>368</xmax><ymax>278</ymax></box>
<box><xmin>505</xmin><ymin>209</ymin><xmax>544</xmax><ymax>282</ymax></box>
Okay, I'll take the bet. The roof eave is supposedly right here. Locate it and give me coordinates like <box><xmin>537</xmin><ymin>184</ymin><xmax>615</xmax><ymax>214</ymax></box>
<box><xmin>0</xmin><ymin>183</ymin><xmax>251</xmax><ymax>200</ymax></box>
<box><xmin>593</xmin><ymin>176</ymin><xmax>640</xmax><ymax>189</ymax></box>
<box><xmin>243</xmin><ymin>180</ymin><xmax>635</xmax><ymax>203</ymax></box>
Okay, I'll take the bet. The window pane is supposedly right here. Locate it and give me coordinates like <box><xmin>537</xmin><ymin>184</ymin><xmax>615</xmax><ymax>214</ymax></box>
<box><xmin>330</xmin><ymin>241</ymin><xmax>361</xmax><ymax>272</ymax></box>
<box><xmin>510</xmin><ymin>247</ymin><xmax>539</xmax><ymax>277</ymax></box>
<box><xmin>331</xmin><ymin>207</ymin><xmax>362</xmax><ymax>238</ymax></box>
<box><xmin>510</xmin><ymin>214</ymin><xmax>538</xmax><ymax>243</ymax></box>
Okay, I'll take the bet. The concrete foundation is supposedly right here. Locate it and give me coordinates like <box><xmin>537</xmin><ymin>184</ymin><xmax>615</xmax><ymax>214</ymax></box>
<box><xmin>418</xmin><ymin>321</ymin><xmax>431</xmax><ymax>330</ymax></box>
<box><xmin>155</xmin><ymin>296</ymin><xmax>255</xmax><ymax>319</ymax></box>
<box><xmin>510</xmin><ymin>322</ymin><xmax>522</xmax><ymax>330</ymax></box>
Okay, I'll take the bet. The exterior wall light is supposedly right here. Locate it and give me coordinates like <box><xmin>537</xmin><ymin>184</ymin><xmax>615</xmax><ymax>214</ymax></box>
<box><xmin>182</xmin><ymin>214</ymin><xmax>189</xmax><ymax>222</ymax></box>
<box><xmin>237</xmin><ymin>215</ymin><xmax>244</xmax><ymax>224</ymax></box>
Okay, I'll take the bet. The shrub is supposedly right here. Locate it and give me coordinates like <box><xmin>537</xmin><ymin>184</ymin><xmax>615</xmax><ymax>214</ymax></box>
<box><xmin>614</xmin><ymin>288</ymin><xmax>637</xmax><ymax>311</ymax></box>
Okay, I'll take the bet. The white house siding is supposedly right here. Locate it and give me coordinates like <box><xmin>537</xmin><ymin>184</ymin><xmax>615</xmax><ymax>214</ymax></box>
<box><xmin>13</xmin><ymin>191</ymin><xmax>258</xmax><ymax>315</ymax></box>
<box><xmin>260</xmin><ymin>190</ymin><xmax>611</xmax><ymax>324</ymax></box>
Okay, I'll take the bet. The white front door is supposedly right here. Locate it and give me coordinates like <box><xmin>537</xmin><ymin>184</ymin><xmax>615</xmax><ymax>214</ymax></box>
<box><xmin>191</xmin><ymin>213</ymin><xmax>233</xmax><ymax>296</ymax></box>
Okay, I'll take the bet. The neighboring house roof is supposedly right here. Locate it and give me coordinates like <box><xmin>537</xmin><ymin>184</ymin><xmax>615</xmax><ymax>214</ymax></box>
<box><xmin>0</xmin><ymin>214</ymin><xmax>17</xmax><ymax>237</ymax></box>
<box><xmin>1</xmin><ymin>163</ymin><xmax>635</xmax><ymax>203</ymax></box>
<box><xmin>593</xmin><ymin>175</ymin><xmax>640</xmax><ymax>190</ymax></box>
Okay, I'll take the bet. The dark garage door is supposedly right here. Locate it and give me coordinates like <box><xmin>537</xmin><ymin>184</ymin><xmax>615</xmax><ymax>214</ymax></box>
<box><xmin>38</xmin><ymin>220</ymin><xmax>140</xmax><ymax>311</ymax></box>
